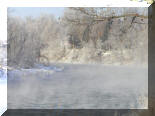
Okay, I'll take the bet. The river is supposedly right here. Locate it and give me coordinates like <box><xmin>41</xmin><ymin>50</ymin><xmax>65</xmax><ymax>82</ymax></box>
<box><xmin>7</xmin><ymin>64</ymin><xmax>148</xmax><ymax>109</ymax></box>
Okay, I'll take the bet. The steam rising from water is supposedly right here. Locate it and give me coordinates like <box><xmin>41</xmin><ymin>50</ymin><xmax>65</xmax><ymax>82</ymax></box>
<box><xmin>8</xmin><ymin>64</ymin><xmax>148</xmax><ymax>109</ymax></box>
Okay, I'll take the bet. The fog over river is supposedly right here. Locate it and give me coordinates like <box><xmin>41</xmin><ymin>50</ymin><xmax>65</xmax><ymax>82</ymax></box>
<box><xmin>8</xmin><ymin>64</ymin><xmax>148</xmax><ymax>109</ymax></box>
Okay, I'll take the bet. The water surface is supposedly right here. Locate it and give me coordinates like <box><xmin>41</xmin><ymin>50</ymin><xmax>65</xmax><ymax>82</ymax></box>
<box><xmin>8</xmin><ymin>64</ymin><xmax>148</xmax><ymax>109</ymax></box>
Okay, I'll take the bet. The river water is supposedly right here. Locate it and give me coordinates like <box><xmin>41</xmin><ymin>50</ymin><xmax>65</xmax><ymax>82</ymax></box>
<box><xmin>7</xmin><ymin>64</ymin><xmax>148</xmax><ymax>109</ymax></box>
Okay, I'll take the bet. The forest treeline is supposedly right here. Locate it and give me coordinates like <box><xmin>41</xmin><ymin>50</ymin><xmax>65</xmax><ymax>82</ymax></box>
<box><xmin>7</xmin><ymin>8</ymin><xmax>148</xmax><ymax>68</ymax></box>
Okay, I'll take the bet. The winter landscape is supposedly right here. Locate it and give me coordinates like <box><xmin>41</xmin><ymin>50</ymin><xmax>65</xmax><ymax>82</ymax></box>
<box><xmin>0</xmin><ymin>5</ymin><xmax>149</xmax><ymax>115</ymax></box>
<box><xmin>6</xmin><ymin>7</ymin><xmax>148</xmax><ymax>110</ymax></box>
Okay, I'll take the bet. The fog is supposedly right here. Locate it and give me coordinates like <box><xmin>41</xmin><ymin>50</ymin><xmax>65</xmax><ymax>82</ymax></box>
<box><xmin>6</xmin><ymin>7</ymin><xmax>148</xmax><ymax>114</ymax></box>
<box><xmin>8</xmin><ymin>64</ymin><xmax>148</xmax><ymax>109</ymax></box>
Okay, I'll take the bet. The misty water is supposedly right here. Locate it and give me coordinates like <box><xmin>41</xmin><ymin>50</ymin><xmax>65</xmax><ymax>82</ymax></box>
<box><xmin>7</xmin><ymin>64</ymin><xmax>148</xmax><ymax>109</ymax></box>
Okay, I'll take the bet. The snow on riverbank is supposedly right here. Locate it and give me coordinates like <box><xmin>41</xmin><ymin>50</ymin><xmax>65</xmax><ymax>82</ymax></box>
<box><xmin>7</xmin><ymin>65</ymin><xmax>64</xmax><ymax>82</ymax></box>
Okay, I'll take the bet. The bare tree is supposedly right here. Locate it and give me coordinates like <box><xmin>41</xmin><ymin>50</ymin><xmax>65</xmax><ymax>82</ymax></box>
<box><xmin>7</xmin><ymin>8</ymin><xmax>148</xmax><ymax>66</ymax></box>
<box><xmin>62</xmin><ymin>7</ymin><xmax>148</xmax><ymax>64</ymax></box>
